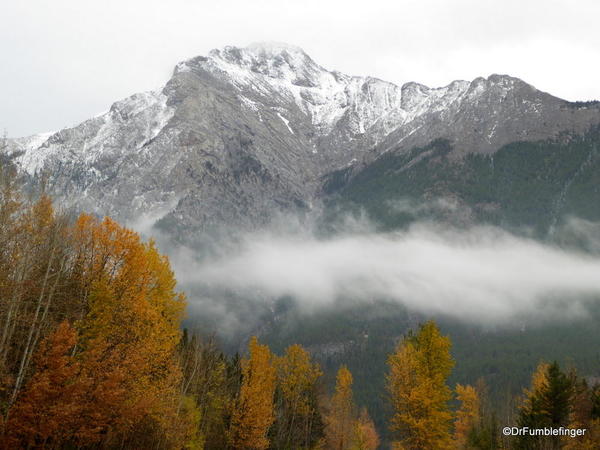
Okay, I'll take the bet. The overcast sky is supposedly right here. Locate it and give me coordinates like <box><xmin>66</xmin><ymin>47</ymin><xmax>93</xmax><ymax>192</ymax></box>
<box><xmin>1</xmin><ymin>0</ymin><xmax>599</xmax><ymax>137</ymax></box>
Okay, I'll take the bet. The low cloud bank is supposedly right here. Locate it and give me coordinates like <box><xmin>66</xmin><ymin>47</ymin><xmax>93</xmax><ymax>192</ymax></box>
<box><xmin>182</xmin><ymin>222</ymin><xmax>600</xmax><ymax>323</ymax></box>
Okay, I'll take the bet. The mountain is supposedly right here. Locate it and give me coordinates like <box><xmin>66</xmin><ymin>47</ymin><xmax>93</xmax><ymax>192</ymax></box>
<box><xmin>4</xmin><ymin>42</ymin><xmax>599</xmax><ymax>242</ymax></box>
<box><xmin>4</xmin><ymin>43</ymin><xmax>600</xmax><ymax>438</ymax></box>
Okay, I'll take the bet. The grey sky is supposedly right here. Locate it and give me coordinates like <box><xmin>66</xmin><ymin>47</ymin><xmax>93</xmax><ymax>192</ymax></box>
<box><xmin>1</xmin><ymin>0</ymin><xmax>599</xmax><ymax>137</ymax></box>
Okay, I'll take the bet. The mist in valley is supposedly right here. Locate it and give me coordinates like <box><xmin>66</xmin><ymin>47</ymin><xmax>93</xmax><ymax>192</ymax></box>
<box><xmin>136</xmin><ymin>204</ymin><xmax>600</xmax><ymax>339</ymax></box>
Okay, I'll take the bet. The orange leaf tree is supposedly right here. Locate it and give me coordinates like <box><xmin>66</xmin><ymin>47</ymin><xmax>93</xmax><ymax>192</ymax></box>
<box><xmin>229</xmin><ymin>336</ymin><xmax>277</xmax><ymax>450</ymax></box>
<box><xmin>5</xmin><ymin>214</ymin><xmax>188</xmax><ymax>448</ymax></box>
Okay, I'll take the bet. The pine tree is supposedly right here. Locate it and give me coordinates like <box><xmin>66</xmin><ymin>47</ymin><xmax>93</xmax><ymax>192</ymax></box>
<box><xmin>387</xmin><ymin>321</ymin><xmax>454</xmax><ymax>450</ymax></box>
<box><xmin>516</xmin><ymin>361</ymin><xmax>574</xmax><ymax>449</ymax></box>
<box><xmin>519</xmin><ymin>361</ymin><xmax>573</xmax><ymax>427</ymax></box>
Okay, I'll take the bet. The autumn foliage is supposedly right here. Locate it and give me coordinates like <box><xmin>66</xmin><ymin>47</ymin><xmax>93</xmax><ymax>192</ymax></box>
<box><xmin>274</xmin><ymin>343</ymin><xmax>323</xmax><ymax>448</ymax></box>
<box><xmin>454</xmin><ymin>384</ymin><xmax>480</xmax><ymax>448</ymax></box>
<box><xmin>2</xmin><ymin>168</ymin><xmax>600</xmax><ymax>449</ymax></box>
<box><xmin>387</xmin><ymin>321</ymin><xmax>454</xmax><ymax>450</ymax></box>
<box><xmin>0</xmin><ymin>171</ymin><xmax>187</xmax><ymax>448</ymax></box>
<box><xmin>5</xmin><ymin>322</ymin><xmax>85</xmax><ymax>447</ymax></box>
<box><xmin>229</xmin><ymin>336</ymin><xmax>277</xmax><ymax>449</ymax></box>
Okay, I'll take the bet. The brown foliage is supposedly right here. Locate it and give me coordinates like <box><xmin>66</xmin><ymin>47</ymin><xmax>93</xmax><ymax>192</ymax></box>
<box><xmin>4</xmin><ymin>322</ymin><xmax>86</xmax><ymax>448</ymax></box>
<box><xmin>0</xmin><ymin>178</ymin><xmax>190</xmax><ymax>449</ymax></box>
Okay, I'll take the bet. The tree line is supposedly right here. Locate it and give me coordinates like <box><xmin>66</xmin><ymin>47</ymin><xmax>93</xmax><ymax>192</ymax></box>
<box><xmin>1</xmin><ymin>163</ymin><xmax>599</xmax><ymax>449</ymax></box>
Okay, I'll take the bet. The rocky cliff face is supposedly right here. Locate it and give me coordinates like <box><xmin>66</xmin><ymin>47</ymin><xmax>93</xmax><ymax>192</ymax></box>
<box><xmin>4</xmin><ymin>43</ymin><xmax>600</xmax><ymax>240</ymax></box>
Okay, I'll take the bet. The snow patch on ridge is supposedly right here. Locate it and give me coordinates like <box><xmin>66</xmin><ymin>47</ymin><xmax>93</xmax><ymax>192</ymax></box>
<box><xmin>276</xmin><ymin>112</ymin><xmax>294</xmax><ymax>134</ymax></box>
<box><xmin>10</xmin><ymin>90</ymin><xmax>174</xmax><ymax>175</ymax></box>
<box><xmin>195</xmin><ymin>44</ymin><xmax>474</xmax><ymax>142</ymax></box>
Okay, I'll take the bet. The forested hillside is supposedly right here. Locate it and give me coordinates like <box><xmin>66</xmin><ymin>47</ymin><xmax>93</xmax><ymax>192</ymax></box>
<box><xmin>2</xmin><ymin>163</ymin><xmax>600</xmax><ymax>449</ymax></box>
<box><xmin>324</xmin><ymin>127</ymin><xmax>600</xmax><ymax>235</ymax></box>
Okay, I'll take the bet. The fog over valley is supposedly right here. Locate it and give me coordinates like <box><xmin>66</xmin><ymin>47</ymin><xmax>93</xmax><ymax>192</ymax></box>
<box><xmin>150</xmin><ymin>214</ymin><xmax>600</xmax><ymax>331</ymax></box>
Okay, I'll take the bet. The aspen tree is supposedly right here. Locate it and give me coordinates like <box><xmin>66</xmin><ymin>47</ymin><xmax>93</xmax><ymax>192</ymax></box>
<box><xmin>4</xmin><ymin>321</ymin><xmax>86</xmax><ymax>448</ymax></box>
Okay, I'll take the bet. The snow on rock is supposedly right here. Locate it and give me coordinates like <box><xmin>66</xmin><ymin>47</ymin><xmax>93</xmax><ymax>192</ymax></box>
<box><xmin>276</xmin><ymin>112</ymin><xmax>294</xmax><ymax>134</ymax></box>
<box><xmin>190</xmin><ymin>43</ymin><xmax>475</xmax><ymax>142</ymax></box>
<box><xmin>5</xmin><ymin>43</ymin><xmax>511</xmax><ymax>176</ymax></box>
<box><xmin>1</xmin><ymin>43</ymin><xmax>590</xmax><ymax>237</ymax></box>
<box><xmin>9</xmin><ymin>90</ymin><xmax>174</xmax><ymax>175</ymax></box>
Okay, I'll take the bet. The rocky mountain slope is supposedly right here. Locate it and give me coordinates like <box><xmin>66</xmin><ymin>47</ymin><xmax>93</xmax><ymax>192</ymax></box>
<box><xmin>3</xmin><ymin>43</ymin><xmax>600</xmax><ymax>241</ymax></box>
<box><xmin>4</xmin><ymin>43</ymin><xmax>600</xmax><ymax>438</ymax></box>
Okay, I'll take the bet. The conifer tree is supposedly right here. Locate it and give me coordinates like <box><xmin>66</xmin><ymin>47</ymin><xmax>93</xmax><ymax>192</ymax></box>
<box><xmin>325</xmin><ymin>365</ymin><xmax>356</xmax><ymax>450</ymax></box>
<box><xmin>387</xmin><ymin>321</ymin><xmax>454</xmax><ymax>450</ymax></box>
<box><xmin>229</xmin><ymin>336</ymin><xmax>277</xmax><ymax>450</ymax></box>
<box><xmin>516</xmin><ymin>361</ymin><xmax>574</xmax><ymax>449</ymax></box>
<box><xmin>454</xmin><ymin>384</ymin><xmax>480</xmax><ymax>449</ymax></box>
<box><xmin>274</xmin><ymin>343</ymin><xmax>323</xmax><ymax>448</ymax></box>
<box><xmin>351</xmin><ymin>408</ymin><xmax>379</xmax><ymax>450</ymax></box>
<box><xmin>518</xmin><ymin>361</ymin><xmax>573</xmax><ymax>428</ymax></box>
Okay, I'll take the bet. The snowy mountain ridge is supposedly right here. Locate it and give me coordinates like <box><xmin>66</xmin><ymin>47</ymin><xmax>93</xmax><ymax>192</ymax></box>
<box><xmin>178</xmin><ymin>43</ymin><xmax>479</xmax><ymax>138</ymax></box>
<box><xmin>3</xmin><ymin>43</ymin><xmax>599</xmax><ymax>239</ymax></box>
<box><xmin>8</xmin><ymin>43</ymin><xmax>534</xmax><ymax>174</ymax></box>
<box><xmin>7</xmin><ymin>90</ymin><xmax>174</xmax><ymax>176</ymax></box>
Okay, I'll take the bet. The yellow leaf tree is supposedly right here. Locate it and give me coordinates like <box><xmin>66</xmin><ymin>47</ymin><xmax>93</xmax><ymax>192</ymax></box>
<box><xmin>387</xmin><ymin>321</ymin><xmax>454</xmax><ymax>450</ymax></box>
<box><xmin>454</xmin><ymin>384</ymin><xmax>480</xmax><ymax>448</ymax></box>
<box><xmin>275</xmin><ymin>344</ymin><xmax>323</xmax><ymax>448</ymax></box>
<box><xmin>351</xmin><ymin>408</ymin><xmax>379</xmax><ymax>450</ymax></box>
<box><xmin>70</xmin><ymin>215</ymin><xmax>185</xmax><ymax>446</ymax></box>
<box><xmin>0</xmin><ymin>187</ymin><xmax>192</xmax><ymax>447</ymax></box>
<box><xmin>325</xmin><ymin>365</ymin><xmax>356</xmax><ymax>450</ymax></box>
<box><xmin>229</xmin><ymin>336</ymin><xmax>277</xmax><ymax>450</ymax></box>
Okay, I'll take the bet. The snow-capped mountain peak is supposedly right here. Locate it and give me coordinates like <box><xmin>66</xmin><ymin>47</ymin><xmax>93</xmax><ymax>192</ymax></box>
<box><xmin>174</xmin><ymin>44</ymin><xmax>486</xmax><ymax>140</ymax></box>
<box><xmin>5</xmin><ymin>44</ymin><xmax>598</xmax><ymax>237</ymax></box>
<box><xmin>7</xmin><ymin>89</ymin><xmax>173</xmax><ymax>176</ymax></box>
<box><xmin>176</xmin><ymin>44</ymin><xmax>411</xmax><ymax>136</ymax></box>
<box><xmin>210</xmin><ymin>42</ymin><xmax>318</xmax><ymax>81</ymax></box>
